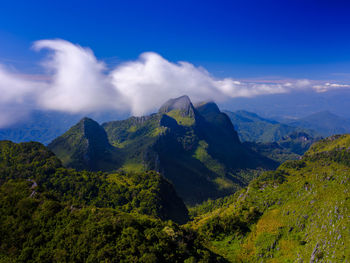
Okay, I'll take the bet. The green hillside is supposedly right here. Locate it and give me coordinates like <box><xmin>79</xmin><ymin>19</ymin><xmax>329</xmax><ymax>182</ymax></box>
<box><xmin>51</xmin><ymin>96</ymin><xmax>277</xmax><ymax>205</ymax></box>
<box><xmin>104</xmin><ymin>97</ymin><xmax>277</xmax><ymax>204</ymax></box>
<box><xmin>224</xmin><ymin>110</ymin><xmax>321</xmax><ymax>163</ymax></box>
<box><xmin>190</xmin><ymin>134</ymin><xmax>350</xmax><ymax>262</ymax></box>
<box><xmin>0</xmin><ymin>140</ymin><xmax>189</xmax><ymax>224</ymax></box>
<box><xmin>224</xmin><ymin>110</ymin><xmax>318</xmax><ymax>143</ymax></box>
<box><xmin>245</xmin><ymin>131</ymin><xmax>320</xmax><ymax>163</ymax></box>
<box><xmin>0</xmin><ymin>140</ymin><xmax>230</xmax><ymax>262</ymax></box>
<box><xmin>48</xmin><ymin>117</ymin><xmax>121</xmax><ymax>171</ymax></box>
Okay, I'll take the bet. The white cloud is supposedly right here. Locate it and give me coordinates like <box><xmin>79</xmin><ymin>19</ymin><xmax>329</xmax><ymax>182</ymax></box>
<box><xmin>0</xmin><ymin>65</ymin><xmax>44</xmax><ymax>127</ymax></box>
<box><xmin>33</xmin><ymin>39</ymin><xmax>125</xmax><ymax>113</ymax></box>
<box><xmin>312</xmin><ymin>82</ymin><xmax>350</xmax><ymax>93</ymax></box>
<box><xmin>109</xmin><ymin>52</ymin><xmax>289</xmax><ymax>115</ymax></box>
<box><xmin>0</xmin><ymin>39</ymin><xmax>350</xmax><ymax>127</ymax></box>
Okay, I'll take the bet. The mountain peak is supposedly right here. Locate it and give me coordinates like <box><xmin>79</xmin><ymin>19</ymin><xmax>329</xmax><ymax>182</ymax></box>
<box><xmin>48</xmin><ymin>117</ymin><xmax>119</xmax><ymax>171</ymax></box>
<box><xmin>77</xmin><ymin>117</ymin><xmax>104</xmax><ymax>138</ymax></box>
<box><xmin>194</xmin><ymin>101</ymin><xmax>220</xmax><ymax>115</ymax></box>
<box><xmin>158</xmin><ymin>95</ymin><xmax>193</xmax><ymax>114</ymax></box>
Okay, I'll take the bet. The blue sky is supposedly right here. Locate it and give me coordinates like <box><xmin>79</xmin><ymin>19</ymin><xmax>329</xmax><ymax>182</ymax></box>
<box><xmin>1</xmin><ymin>0</ymin><xmax>350</xmax><ymax>128</ymax></box>
<box><xmin>1</xmin><ymin>0</ymin><xmax>350</xmax><ymax>80</ymax></box>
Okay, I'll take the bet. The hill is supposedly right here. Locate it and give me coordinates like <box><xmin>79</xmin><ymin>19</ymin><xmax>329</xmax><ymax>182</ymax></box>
<box><xmin>48</xmin><ymin>117</ymin><xmax>121</xmax><ymax>171</ymax></box>
<box><xmin>224</xmin><ymin>110</ymin><xmax>321</xmax><ymax>163</ymax></box>
<box><xmin>50</xmin><ymin>96</ymin><xmax>277</xmax><ymax>204</ymax></box>
<box><xmin>189</xmin><ymin>134</ymin><xmax>350</xmax><ymax>262</ymax></box>
<box><xmin>245</xmin><ymin>131</ymin><xmax>320</xmax><ymax>163</ymax></box>
<box><xmin>0</xmin><ymin>140</ymin><xmax>188</xmax><ymax>224</ymax></box>
<box><xmin>0</xmin><ymin>140</ymin><xmax>227</xmax><ymax>262</ymax></box>
<box><xmin>286</xmin><ymin>111</ymin><xmax>350</xmax><ymax>137</ymax></box>
<box><xmin>224</xmin><ymin>110</ymin><xmax>318</xmax><ymax>143</ymax></box>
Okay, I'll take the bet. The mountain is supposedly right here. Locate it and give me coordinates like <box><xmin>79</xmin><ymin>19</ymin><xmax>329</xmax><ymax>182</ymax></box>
<box><xmin>51</xmin><ymin>96</ymin><xmax>277</xmax><ymax>204</ymax></box>
<box><xmin>224</xmin><ymin>110</ymin><xmax>321</xmax><ymax>163</ymax></box>
<box><xmin>190</xmin><ymin>134</ymin><xmax>350</xmax><ymax>262</ymax></box>
<box><xmin>0</xmin><ymin>141</ymin><xmax>226</xmax><ymax>262</ymax></box>
<box><xmin>245</xmin><ymin>131</ymin><xmax>320</xmax><ymax>163</ymax></box>
<box><xmin>104</xmin><ymin>96</ymin><xmax>277</xmax><ymax>204</ymax></box>
<box><xmin>221</xmin><ymin>88</ymin><xmax>350</xmax><ymax>120</ymax></box>
<box><xmin>0</xmin><ymin>111</ymin><xmax>81</xmax><ymax>145</ymax></box>
<box><xmin>0</xmin><ymin>110</ymin><xmax>128</xmax><ymax>145</ymax></box>
<box><xmin>286</xmin><ymin>111</ymin><xmax>350</xmax><ymax>137</ymax></box>
<box><xmin>48</xmin><ymin>117</ymin><xmax>121</xmax><ymax>171</ymax></box>
<box><xmin>224</xmin><ymin>109</ymin><xmax>318</xmax><ymax>143</ymax></box>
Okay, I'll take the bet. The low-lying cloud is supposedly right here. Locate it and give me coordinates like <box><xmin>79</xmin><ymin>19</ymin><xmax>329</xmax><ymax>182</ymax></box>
<box><xmin>0</xmin><ymin>39</ymin><xmax>349</xmax><ymax>127</ymax></box>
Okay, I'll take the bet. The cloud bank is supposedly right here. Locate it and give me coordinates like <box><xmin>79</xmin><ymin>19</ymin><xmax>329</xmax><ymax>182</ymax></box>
<box><xmin>0</xmin><ymin>39</ymin><xmax>349</xmax><ymax>127</ymax></box>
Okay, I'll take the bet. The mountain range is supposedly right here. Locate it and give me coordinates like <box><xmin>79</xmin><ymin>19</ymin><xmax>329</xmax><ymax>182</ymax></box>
<box><xmin>1</xmin><ymin>127</ymin><xmax>349</xmax><ymax>262</ymax></box>
<box><xmin>224</xmin><ymin>110</ymin><xmax>322</xmax><ymax>163</ymax></box>
<box><xmin>223</xmin><ymin>110</ymin><xmax>319</xmax><ymax>143</ymax></box>
<box><xmin>284</xmin><ymin>110</ymin><xmax>350</xmax><ymax>137</ymax></box>
<box><xmin>49</xmin><ymin>96</ymin><xmax>277</xmax><ymax>204</ymax></box>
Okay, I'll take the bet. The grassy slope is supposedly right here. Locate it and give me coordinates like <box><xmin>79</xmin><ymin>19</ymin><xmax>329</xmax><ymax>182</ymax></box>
<box><xmin>103</xmin><ymin>106</ymin><xmax>276</xmax><ymax>205</ymax></box>
<box><xmin>190</xmin><ymin>134</ymin><xmax>350</xmax><ymax>262</ymax></box>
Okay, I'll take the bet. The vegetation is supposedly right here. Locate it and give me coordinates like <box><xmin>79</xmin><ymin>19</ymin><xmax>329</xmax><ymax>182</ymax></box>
<box><xmin>245</xmin><ymin>131</ymin><xmax>320</xmax><ymax>163</ymax></box>
<box><xmin>224</xmin><ymin>110</ymin><xmax>319</xmax><ymax>143</ymax></box>
<box><xmin>1</xmin><ymin>122</ymin><xmax>350</xmax><ymax>262</ymax></box>
<box><xmin>0</xmin><ymin>140</ymin><xmax>189</xmax><ymax>224</ymax></box>
<box><xmin>0</xmin><ymin>181</ymin><xmax>223</xmax><ymax>262</ymax></box>
<box><xmin>50</xmin><ymin>96</ymin><xmax>277</xmax><ymax>205</ymax></box>
<box><xmin>224</xmin><ymin>110</ymin><xmax>322</xmax><ymax>163</ymax></box>
<box><xmin>189</xmin><ymin>134</ymin><xmax>350</xmax><ymax>262</ymax></box>
<box><xmin>0</xmin><ymin>140</ymin><xmax>231</xmax><ymax>262</ymax></box>
<box><xmin>48</xmin><ymin>117</ymin><xmax>121</xmax><ymax>171</ymax></box>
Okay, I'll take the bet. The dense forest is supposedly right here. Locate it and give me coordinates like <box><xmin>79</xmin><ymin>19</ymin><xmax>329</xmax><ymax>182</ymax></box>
<box><xmin>0</xmin><ymin>141</ymin><xmax>225</xmax><ymax>262</ymax></box>
<box><xmin>1</xmin><ymin>133</ymin><xmax>350</xmax><ymax>262</ymax></box>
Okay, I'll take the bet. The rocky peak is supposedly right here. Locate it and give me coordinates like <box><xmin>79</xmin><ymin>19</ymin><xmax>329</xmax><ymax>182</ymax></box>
<box><xmin>158</xmin><ymin>95</ymin><xmax>194</xmax><ymax>115</ymax></box>
<box><xmin>194</xmin><ymin>101</ymin><xmax>220</xmax><ymax>116</ymax></box>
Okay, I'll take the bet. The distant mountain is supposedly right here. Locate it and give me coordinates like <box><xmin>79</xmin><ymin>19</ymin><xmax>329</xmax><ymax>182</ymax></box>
<box><xmin>220</xmin><ymin>88</ymin><xmax>350</xmax><ymax>119</ymax></box>
<box><xmin>50</xmin><ymin>96</ymin><xmax>277</xmax><ymax>204</ymax></box>
<box><xmin>224</xmin><ymin>110</ymin><xmax>321</xmax><ymax>163</ymax></box>
<box><xmin>0</xmin><ymin>111</ymin><xmax>81</xmax><ymax>145</ymax></box>
<box><xmin>244</xmin><ymin>131</ymin><xmax>319</xmax><ymax>163</ymax></box>
<box><xmin>286</xmin><ymin>111</ymin><xmax>350</xmax><ymax>137</ymax></box>
<box><xmin>0</xmin><ymin>110</ymin><xmax>128</xmax><ymax>145</ymax></box>
<box><xmin>224</xmin><ymin>110</ymin><xmax>318</xmax><ymax>143</ymax></box>
<box><xmin>190</xmin><ymin>134</ymin><xmax>350</xmax><ymax>261</ymax></box>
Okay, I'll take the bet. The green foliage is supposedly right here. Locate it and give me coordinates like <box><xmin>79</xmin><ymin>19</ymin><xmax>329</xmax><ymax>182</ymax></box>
<box><xmin>100</xmin><ymin>98</ymin><xmax>277</xmax><ymax>205</ymax></box>
<box><xmin>225</xmin><ymin>110</ymin><xmax>322</xmax><ymax>163</ymax></box>
<box><xmin>224</xmin><ymin>110</ymin><xmax>319</xmax><ymax>143</ymax></box>
<box><xmin>166</xmin><ymin>109</ymin><xmax>195</xmax><ymax>126</ymax></box>
<box><xmin>0</xmin><ymin>182</ymin><xmax>222</xmax><ymax>262</ymax></box>
<box><xmin>48</xmin><ymin>118</ymin><xmax>121</xmax><ymax>171</ymax></box>
<box><xmin>0</xmin><ymin>140</ymin><xmax>189</xmax><ymax>224</ymax></box>
<box><xmin>0</xmin><ymin>140</ymin><xmax>228</xmax><ymax>262</ymax></box>
<box><xmin>191</xmin><ymin>134</ymin><xmax>350</xmax><ymax>262</ymax></box>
